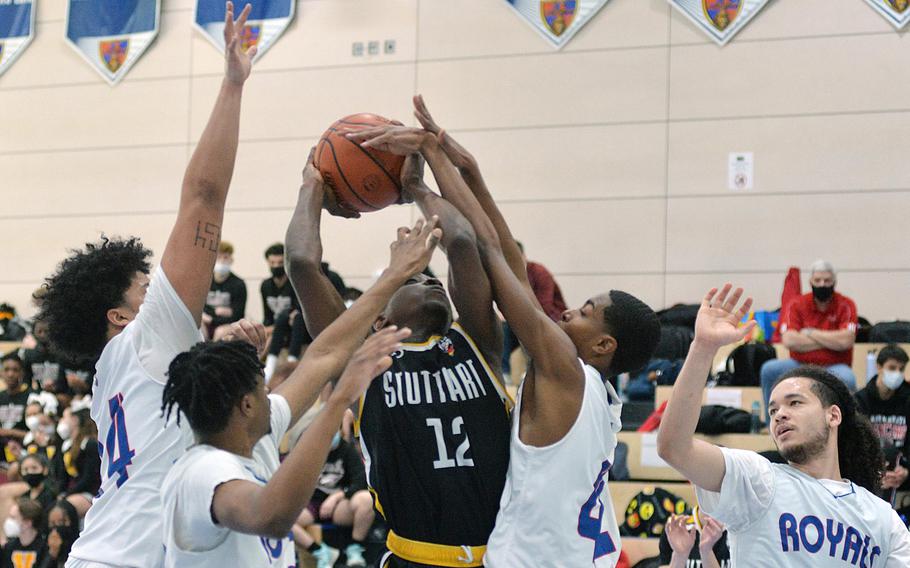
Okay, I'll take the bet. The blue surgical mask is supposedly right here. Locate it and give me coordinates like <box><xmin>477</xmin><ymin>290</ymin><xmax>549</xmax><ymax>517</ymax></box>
<box><xmin>330</xmin><ymin>432</ymin><xmax>341</xmax><ymax>450</ymax></box>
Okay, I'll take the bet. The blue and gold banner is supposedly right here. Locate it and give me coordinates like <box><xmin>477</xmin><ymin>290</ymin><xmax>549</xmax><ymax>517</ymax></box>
<box><xmin>194</xmin><ymin>0</ymin><xmax>294</xmax><ymax>62</ymax></box>
<box><xmin>504</xmin><ymin>0</ymin><xmax>611</xmax><ymax>49</ymax></box>
<box><xmin>864</xmin><ymin>0</ymin><xmax>910</xmax><ymax>29</ymax></box>
<box><xmin>669</xmin><ymin>0</ymin><xmax>771</xmax><ymax>46</ymax></box>
<box><xmin>65</xmin><ymin>0</ymin><xmax>160</xmax><ymax>85</ymax></box>
<box><xmin>0</xmin><ymin>0</ymin><xmax>36</xmax><ymax>78</ymax></box>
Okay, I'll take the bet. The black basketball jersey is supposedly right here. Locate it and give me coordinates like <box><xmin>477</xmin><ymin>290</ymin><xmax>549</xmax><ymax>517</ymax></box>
<box><xmin>357</xmin><ymin>323</ymin><xmax>512</xmax><ymax>547</ymax></box>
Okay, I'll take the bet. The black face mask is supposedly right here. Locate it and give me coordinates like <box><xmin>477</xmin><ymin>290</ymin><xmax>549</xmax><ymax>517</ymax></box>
<box><xmin>270</xmin><ymin>266</ymin><xmax>286</xmax><ymax>279</ymax></box>
<box><xmin>812</xmin><ymin>285</ymin><xmax>834</xmax><ymax>302</ymax></box>
<box><xmin>23</xmin><ymin>473</ymin><xmax>44</xmax><ymax>488</ymax></box>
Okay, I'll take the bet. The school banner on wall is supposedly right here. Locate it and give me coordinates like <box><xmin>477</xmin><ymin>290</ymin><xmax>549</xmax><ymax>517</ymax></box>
<box><xmin>668</xmin><ymin>0</ymin><xmax>771</xmax><ymax>46</ymax></box>
<box><xmin>0</xmin><ymin>0</ymin><xmax>36</xmax><ymax>78</ymax></box>
<box><xmin>864</xmin><ymin>0</ymin><xmax>910</xmax><ymax>29</ymax></box>
<box><xmin>65</xmin><ymin>0</ymin><xmax>160</xmax><ymax>85</ymax></box>
<box><xmin>194</xmin><ymin>0</ymin><xmax>294</xmax><ymax>62</ymax></box>
<box><xmin>503</xmin><ymin>0</ymin><xmax>611</xmax><ymax>49</ymax></box>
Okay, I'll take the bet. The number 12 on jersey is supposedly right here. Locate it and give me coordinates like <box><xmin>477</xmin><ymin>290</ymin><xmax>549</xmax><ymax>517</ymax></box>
<box><xmin>426</xmin><ymin>416</ymin><xmax>474</xmax><ymax>469</ymax></box>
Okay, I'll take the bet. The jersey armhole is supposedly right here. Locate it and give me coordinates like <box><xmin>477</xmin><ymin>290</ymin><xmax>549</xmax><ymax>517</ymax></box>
<box><xmin>451</xmin><ymin>322</ymin><xmax>514</xmax><ymax>410</ymax></box>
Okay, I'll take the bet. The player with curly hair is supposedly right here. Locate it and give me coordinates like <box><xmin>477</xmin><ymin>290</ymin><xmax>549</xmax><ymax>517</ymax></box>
<box><xmin>39</xmin><ymin>4</ymin><xmax>260</xmax><ymax>567</ymax></box>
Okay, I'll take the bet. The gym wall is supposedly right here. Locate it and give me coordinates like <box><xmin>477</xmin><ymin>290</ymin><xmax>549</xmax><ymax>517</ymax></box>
<box><xmin>3</xmin><ymin>0</ymin><xmax>908</xmax><ymax>323</ymax></box>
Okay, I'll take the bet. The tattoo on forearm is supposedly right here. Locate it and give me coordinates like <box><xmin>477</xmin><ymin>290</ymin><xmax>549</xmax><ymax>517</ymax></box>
<box><xmin>194</xmin><ymin>221</ymin><xmax>221</xmax><ymax>251</ymax></box>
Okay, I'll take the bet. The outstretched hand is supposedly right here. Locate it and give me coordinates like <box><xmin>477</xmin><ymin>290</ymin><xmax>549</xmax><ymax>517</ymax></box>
<box><xmin>332</xmin><ymin>326</ymin><xmax>411</xmax><ymax>405</ymax></box>
<box><xmin>694</xmin><ymin>284</ymin><xmax>755</xmax><ymax>350</ymax></box>
<box><xmin>413</xmin><ymin>95</ymin><xmax>477</xmax><ymax>170</ymax></box>
<box><xmin>345</xmin><ymin>125</ymin><xmax>434</xmax><ymax>156</ymax></box>
<box><xmin>665</xmin><ymin>515</ymin><xmax>696</xmax><ymax>555</ymax></box>
<box><xmin>224</xmin><ymin>2</ymin><xmax>257</xmax><ymax>85</ymax></box>
<box><xmin>388</xmin><ymin>216</ymin><xmax>442</xmax><ymax>278</ymax></box>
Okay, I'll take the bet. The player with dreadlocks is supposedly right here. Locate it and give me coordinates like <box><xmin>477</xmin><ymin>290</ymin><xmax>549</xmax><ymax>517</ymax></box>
<box><xmin>38</xmin><ymin>4</ymin><xmax>259</xmax><ymax>567</ymax></box>
<box><xmin>159</xmin><ymin>216</ymin><xmax>439</xmax><ymax>568</ymax></box>
<box><xmin>658</xmin><ymin>284</ymin><xmax>910</xmax><ymax>567</ymax></box>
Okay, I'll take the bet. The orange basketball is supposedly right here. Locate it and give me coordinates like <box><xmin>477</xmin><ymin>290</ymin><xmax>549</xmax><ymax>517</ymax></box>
<box><xmin>313</xmin><ymin>113</ymin><xmax>405</xmax><ymax>214</ymax></box>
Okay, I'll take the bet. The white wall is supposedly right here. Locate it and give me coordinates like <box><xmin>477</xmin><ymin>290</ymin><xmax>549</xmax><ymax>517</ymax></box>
<box><xmin>2</xmin><ymin>0</ymin><xmax>908</xmax><ymax>323</ymax></box>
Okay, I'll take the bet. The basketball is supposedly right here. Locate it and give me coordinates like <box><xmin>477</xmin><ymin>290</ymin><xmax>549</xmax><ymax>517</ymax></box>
<box><xmin>313</xmin><ymin>113</ymin><xmax>406</xmax><ymax>215</ymax></box>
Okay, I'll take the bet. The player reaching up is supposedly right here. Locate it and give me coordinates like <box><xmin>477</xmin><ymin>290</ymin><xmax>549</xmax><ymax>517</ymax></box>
<box><xmin>657</xmin><ymin>284</ymin><xmax>910</xmax><ymax>567</ymax></box>
<box><xmin>37</xmin><ymin>4</ymin><xmax>257</xmax><ymax>567</ymax></box>
<box><xmin>347</xmin><ymin>98</ymin><xmax>661</xmax><ymax>567</ymax></box>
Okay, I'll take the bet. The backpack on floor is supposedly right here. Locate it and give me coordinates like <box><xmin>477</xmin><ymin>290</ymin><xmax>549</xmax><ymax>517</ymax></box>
<box><xmin>869</xmin><ymin>321</ymin><xmax>910</xmax><ymax>344</ymax></box>
<box><xmin>716</xmin><ymin>342</ymin><xmax>777</xmax><ymax>387</ymax></box>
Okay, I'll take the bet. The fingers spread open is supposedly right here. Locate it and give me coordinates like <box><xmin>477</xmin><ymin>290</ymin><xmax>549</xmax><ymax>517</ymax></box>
<box><xmin>236</xmin><ymin>3</ymin><xmax>252</xmax><ymax>29</ymax></box>
<box><xmin>702</xmin><ymin>287</ymin><xmax>719</xmax><ymax>308</ymax></box>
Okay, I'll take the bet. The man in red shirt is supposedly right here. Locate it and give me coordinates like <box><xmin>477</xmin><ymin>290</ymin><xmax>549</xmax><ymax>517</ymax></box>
<box><xmin>760</xmin><ymin>260</ymin><xmax>858</xmax><ymax>418</ymax></box>
<box><xmin>502</xmin><ymin>242</ymin><xmax>567</xmax><ymax>380</ymax></box>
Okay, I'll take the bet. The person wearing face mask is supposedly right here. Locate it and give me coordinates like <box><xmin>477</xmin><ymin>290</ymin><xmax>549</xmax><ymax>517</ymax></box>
<box><xmin>1</xmin><ymin>498</ymin><xmax>48</xmax><ymax>566</ymax></box>
<box><xmin>40</xmin><ymin>501</ymin><xmax>79</xmax><ymax>568</ymax></box>
<box><xmin>855</xmin><ymin>344</ymin><xmax>910</xmax><ymax>497</ymax></box>
<box><xmin>50</xmin><ymin>408</ymin><xmax>100</xmax><ymax>521</ymax></box>
<box><xmin>291</xmin><ymin>428</ymin><xmax>373</xmax><ymax>568</ymax></box>
<box><xmin>760</xmin><ymin>260</ymin><xmax>858</xmax><ymax>418</ymax></box>
<box><xmin>0</xmin><ymin>353</ymin><xmax>34</xmax><ymax>466</ymax></box>
<box><xmin>202</xmin><ymin>241</ymin><xmax>247</xmax><ymax>340</ymax></box>
<box><xmin>260</xmin><ymin>243</ymin><xmax>309</xmax><ymax>382</ymax></box>
<box><xmin>23</xmin><ymin>405</ymin><xmax>59</xmax><ymax>464</ymax></box>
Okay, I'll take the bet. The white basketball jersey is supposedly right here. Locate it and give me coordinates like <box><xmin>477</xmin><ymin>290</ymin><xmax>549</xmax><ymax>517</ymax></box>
<box><xmin>484</xmin><ymin>360</ymin><xmax>622</xmax><ymax>568</ymax></box>
<box><xmin>67</xmin><ymin>268</ymin><xmax>203</xmax><ymax>568</ymax></box>
<box><xmin>696</xmin><ymin>448</ymin><xmax>910</xmax><ymax>567</ymax></box>
<box><xmin>162</xmin><ymin>394</ymin><xmax>294</xmax><ymax>568</ymax></box>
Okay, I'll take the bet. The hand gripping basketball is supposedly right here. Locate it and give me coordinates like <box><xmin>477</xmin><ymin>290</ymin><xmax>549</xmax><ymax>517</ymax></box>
<box><xmin>388</xmin><ymin>216</ymin><xmax>442</xmax><ymax>279</ymax></box>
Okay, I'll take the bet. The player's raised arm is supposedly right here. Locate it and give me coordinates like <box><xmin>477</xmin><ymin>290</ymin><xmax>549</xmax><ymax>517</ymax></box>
<box><xmin>160</xmin><ymin>2</ymin><xmax>256</xmax><ymax>323</ymax></box>
<box><xmin>412</xmin><ymin>95</ymin><xmax>531</xmax><ymax>295</ymax></box>
<box><xmin>400</xmin><ymin>154</ymin><xmax>503</xmax><ymax>369</ymax></box>
<box><xmin>276</xmin><ymin>217</ymin><xmax>442</xmax><ymax>423</ymax></box>
<box><xmin>657</xmin><ymin>285</ymin><xmax>755</xmax><ymax>492</ymax></box>
<box><xmin>285</xmin><ymin>150</ymin><xmax>349</xmax><ymax>339</ymax></box>
<box><xmin>210</xmin><ymin>327</ymin><xmax>408</xmax><ymax>539</ymax></box>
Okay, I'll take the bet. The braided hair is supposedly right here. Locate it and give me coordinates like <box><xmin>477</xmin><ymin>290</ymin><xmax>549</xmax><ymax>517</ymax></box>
<box><xmin>775</xmin><ymin>366</ymin><xmax>885</xmax><ymax>492</ymax></box>
<box><xmin>161</xmin><ymin>341</ymin><xmax>263</xmax><ymax>437</ymax></box>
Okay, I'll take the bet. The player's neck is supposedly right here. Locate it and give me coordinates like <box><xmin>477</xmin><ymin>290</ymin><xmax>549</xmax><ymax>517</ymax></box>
<box><xmin>789</xmin><ymin>449</ymin><xmax>842</xmax><ymax>482</ymax></box>
<box><xmin>201</xmin><ymin>429</ymin><xmax>254</xmax><ymax>459</ymax></box>
<box><xmin>17</xmin><ymin>526</ymin><xmax>36</xmax><ymax>546</ymax></box>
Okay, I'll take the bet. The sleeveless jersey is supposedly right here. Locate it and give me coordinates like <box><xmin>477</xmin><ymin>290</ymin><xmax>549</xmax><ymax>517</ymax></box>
<box><xmin>696</xmin><ymin>448</ymin><xmax>910</xmax><ymax>567</ymax></box>
<box><xmin>357</xmin><ymin>323</ymin><xmax>512</xmax><ymax>548</ymax></box>
<box><xmin>67</xmin><ymin>269</ymin><xmax>202</xmax><ymax>568</ymax></box>
<box><xmin>484</xmin><ymin>361</ymin><xmax>623</xmax><ymax>568</ymax></box>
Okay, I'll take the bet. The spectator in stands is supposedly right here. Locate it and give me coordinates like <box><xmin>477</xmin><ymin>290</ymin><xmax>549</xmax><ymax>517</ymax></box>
<box><xmin>660</xmin><ymin>511</ymin><xmax>730</xmax><ymax>568</ymax></box>
<box><xmin>292</xmin><ymin>429</ymin><xmax>373</xmax><ymax>568</ymax></box>
<box><xmin>1</xmin><ymin>498</ymin><xmax>47</xmax><ymax>565</ymax></box>
<box><xmin>52</xmin><ymin>407</ymin><xmax>100</xmax><ymax>519</ymax></box>
<box><xmin>203</xmin><ymin>241</ymin><xmax>246</xmax><ymax>340</ymax></box>
<box><xmin>0</xmin><ymin>353</ymin><xmax>32</xmax><ymax>460</ymax></box>
<box><xmin>0</xmin><ymin>304</ymin><xmax>27</xmax><ymax>343</ymax></box>
<box><xmin>19</xmin><ymin>454</ymin><xmax>57</xmax><ymax>514</ymax></box>
<box><xmin>44</xmin><ymin>500</ymin><xmax>79</xmax><ymax>567</ymax></box>
<box><xmin>502</xmin><ymin>242</ymin><xmax>567</xmax><ymax>380</ymax></box>
<box><xmin>20</xmin><ymin>320</ymin><xmax>65</xmax><ymax>394</ymax></box>
<box><xmin>261</xmin><ymin>243</ymin><xmax>308</xmax><ymax>381</ymax></box>
<box><xmin>760</xmin><ymin>260</ymin><xmax>858</xmax><ymax>415</ymax></box>
<box><xmin>22</xmin><ymin>403</ymin><xmax>57</xmax><ymax>465</ymax></box>
<box><xmin>855</xmin><ymin>344</ymin><xmax>910</xmax><ymax>494</ymax></box>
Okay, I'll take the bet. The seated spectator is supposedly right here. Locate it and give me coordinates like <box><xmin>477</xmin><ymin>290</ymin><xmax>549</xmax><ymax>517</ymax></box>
<box><xmin>203</xmin><ymin>241</ymin><xmax>246</xmax><ymax>340</ymax></box>
<box><xmin>1</xmin><ymin>498</ymin><xmax>47</xmax><ymax>566</ymax></box>
<box><xmin>261</xmin><ymin>243</ymin><xmax>309</xmax><ymax>381</ymax></box>
<box><xmin>292</xmin><ymin>429</ymin><xmax>373</xmax><ymax>568</ymax></box>
<box><xmin>0</xmin><ymin>353</ymin><xmax>32</xmax><ymax>463</ymax></box>
<box><xmin>855</xmin><ymin>344</ymin><xmax>910</xmax><ymax>495</ymax></box>
<box><xmin>20</xmin><ymin>455</ymin><xmax>58</xmax><ymax>514</ymax></box>
<box><xmin>760</xmin><ymin>260</ymin><xmax>858</xmax><ymax>416</ymax></box>
<box><xmin>20</xmin><ymin>320</ymin><xmax>65</xmax><ymax>394</ymax></box>
<box><xmin>52</xmin><ymin>408</ymin><xmax>100</xmax><ymax>519</ymax></box>
<box><xmin>660</xmin><ymin>511</ymin><xmax>730</xmax><ymax>568</ymax></box>
<box><xmin>42</xmin><ymin>501</ymin><xmax>78</xmax><ymax>568</ymax></box>
<box><xmin>22</xmin><ymin>406</ymin><xmax>59</xmax><ymax>465</ymax></box>
<box><xmin>502</xmin><ymin>242</ymin><xmax>566</xmax><ymax>381</ymax></box>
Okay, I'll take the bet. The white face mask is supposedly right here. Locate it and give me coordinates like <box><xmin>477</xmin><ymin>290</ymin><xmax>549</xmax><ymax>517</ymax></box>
<box><xmin>882</xmin><ymin>370</ymin><xmax>905</xmax><ymax>391</ymax></box>
<box><xmin>57</xmin><ymin>421</ymin><xmax>72</xmax><ymax>441</ymax></box>
<box><xmin>25</xmin><ymin>416</ymin><xmax>40</xmax><ymax>432</ymax></box>
<box><xmin>4</xmin><ymin>518</ymin><xmax>20</xmax><ymax>539</ymax></box>
<box><xmin>213</xmin><ymin>263</ymin><xmax>231</xmax><ymax>277</ymax></box>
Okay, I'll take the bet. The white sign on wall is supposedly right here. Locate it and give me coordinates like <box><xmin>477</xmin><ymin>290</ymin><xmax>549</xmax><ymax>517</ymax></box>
<box><xmin>728</xmin><ymin>152</ymin><xmax>754</xmax><ymax>191</ymax></box>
